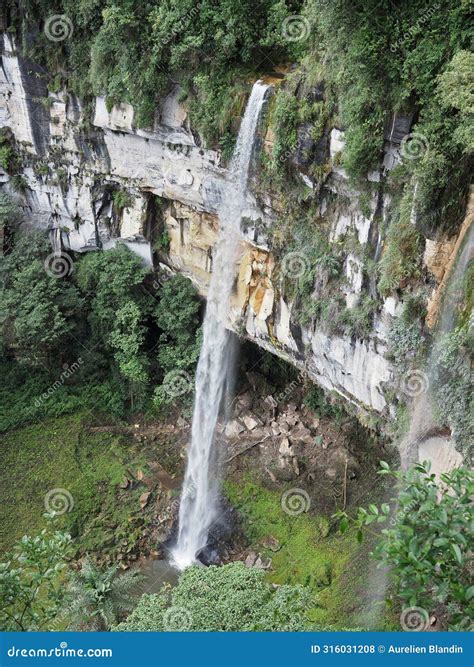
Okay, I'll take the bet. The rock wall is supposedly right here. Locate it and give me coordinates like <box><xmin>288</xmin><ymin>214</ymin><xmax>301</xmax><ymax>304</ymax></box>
<box><xmin>2</xmin><ymin>33</ymin><xmax>454</xmax><ymax>418</ymax></box>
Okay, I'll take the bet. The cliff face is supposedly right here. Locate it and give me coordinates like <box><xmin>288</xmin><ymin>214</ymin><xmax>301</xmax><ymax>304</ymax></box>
<box><xmin>0</xmin><ymin>34</ymin><xmax>460</xmax><ymax>418</ymax></box>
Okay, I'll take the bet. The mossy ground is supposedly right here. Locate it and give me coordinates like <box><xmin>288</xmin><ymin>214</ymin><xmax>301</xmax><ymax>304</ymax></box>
<box><xmin>0</xmin><ymin>413</ymin><xmax>150</xmax><ymax>558</ymax></box>
<box><xmin>226</xmin><ymin>476</ymin><xmax>394</xmax><ymax>629</ymax></box>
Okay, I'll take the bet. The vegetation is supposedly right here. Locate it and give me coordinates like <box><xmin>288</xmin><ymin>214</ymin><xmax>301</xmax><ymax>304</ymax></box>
<box><xmin>63</xmin><ymin>556</ymin><xmax>143</xmax><ymax>630</ymax></box>
<box><xmin>431</xmin><ymin>329</ymin><xmax>473</xmax><ymax>453</ymax></box>
<box><xmin>0</xmin><ymin>230</ymin><xmax>202</xmax><ymax>425</ymax></box>
<box><xmin>338</xmin><ymin>462</ymin><xmax>474</xmax><ymax>630</ymax></box>
<box><xmin>0</xmin><ymin>517</ymin><xmax>71</xmax><ymax>631</ymax></box>
<box><xmin>226</xmin><ymin>478</ymin><xmax>380</xmax><ymax>629</ymax></box>
<box><xmin>115</xmin><ymin>562</ymin><xmax>314</xmax><ymax>631</ymax></box>
<box><xmin>1</xmin><ymin>0</ymin><xmax>472</xmax><ymax>639</ymax></box>
<box><xmin>153</xmin><ymin>274</ymin><xmax>202</xmax><ymax>411</ymax></box>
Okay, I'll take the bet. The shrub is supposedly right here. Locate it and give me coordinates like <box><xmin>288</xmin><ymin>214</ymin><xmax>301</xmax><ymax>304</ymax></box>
<box><xmin>378</xmin><ymin>191</ymin><xmax>423</xmax><ymax>295</ymax></box>
<box><xmin>115</xmin><ymin>562</ymin><xmax>314</xmax><ymax>631</ymax></box>
<box><xmin>0</xmin><ymin>518</ymin><xmax>71</xmax><ymax>631</ymax></box>
<box><xmin>338</xmin><ymin>462</ymin><xmax>474</xmax><ymax>630</ymax></box>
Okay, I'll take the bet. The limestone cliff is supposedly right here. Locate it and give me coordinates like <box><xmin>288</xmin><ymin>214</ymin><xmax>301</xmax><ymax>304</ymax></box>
<box><xmin>0</xmin><ymin>33</ymin><xmax>463</xmax><ymax>418</ymax></box>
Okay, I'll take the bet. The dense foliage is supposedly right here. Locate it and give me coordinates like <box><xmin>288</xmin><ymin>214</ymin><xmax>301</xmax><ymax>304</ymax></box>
<box><xmin>63</xmin><ymin>556</ymin><xmax>143</xmax><ymax>630</ymax></box>
<box><xmin>0</xmin><ymin>517</ymin><xmax>71</xmax><ymax>631</ymax></box>
<box><xmin>5</xmin><ymin>0</ymin><xmax>304</xmax><ymax>140</ymax></box>
<box><xmin>338</xmin><ymin>462</ymin><xmax>474</xmax><ymax>630</ymax></box>
<box><xmin>0</xmin><ymin>230</ymin><xmax>201</xmax><ymax>428</ymax></box>
<box><xmin>115</xmin><ymin>562</ymin><xmax>314</xmax><ymax>631</ymax></box>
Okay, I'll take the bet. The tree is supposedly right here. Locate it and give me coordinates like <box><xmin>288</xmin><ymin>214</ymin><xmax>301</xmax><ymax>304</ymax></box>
<box><xmin>109</xmin><ymin>300</ymin><xmax>149</xmax><ymax>409</ymax></box>
<box><xmin>153</xmin><ymin>275</ymin><xmax>201</xmax><ymax>409</ymax></box>
<box><xmin>337</xmin><ymin>462</ymin><xmax>474</xmax><ymax>630</ymax></box>
<box><xmin>0</xmin><ymin>517</ymin><xmax>71</xmax><ymax>631</ymax></box>
<box><xmin>0</xmin><ymin>231</ymin><xmax>84</xmax><ymax>369</ymax></box>
<box><xmin>62</xmin><ymin>556</ymin><xmax>143</xmax><ymax>631</ymax></box>
<box><xmin>436</xmin><ymin>50</ymin><xmax>474</xmax><ymax>151</ymax></box>
<box><xmin>74</xmin><ymin>244</ymin><xmax>151</xmax><ymax>348</ymax></box>
<box><xmin>115</xmin><ymin>561</ymin><xmax>313</xmax><ymax>631</ymax></box>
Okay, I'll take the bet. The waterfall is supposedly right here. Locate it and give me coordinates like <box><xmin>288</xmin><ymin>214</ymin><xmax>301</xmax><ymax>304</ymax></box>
<box><xmin>171</xmin><ymin>81</ymin><xmax>269</xmax><ymax>569</ymax></box>
<box><xmin>400</xmin><ymin>192</ymin><xmax>474</xmax><ymax>472</ymax></box>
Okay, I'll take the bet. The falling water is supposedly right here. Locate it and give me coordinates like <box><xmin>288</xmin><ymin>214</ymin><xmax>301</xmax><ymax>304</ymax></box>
<box><xmin>171</xmin><ymin>81</ymin><xmax>269</xmax><ymax>569</ymax></box>
<box><xmin>400</xmin><ymin>190</ymin><xmax>474</xmax><ymax>471</ymax></box>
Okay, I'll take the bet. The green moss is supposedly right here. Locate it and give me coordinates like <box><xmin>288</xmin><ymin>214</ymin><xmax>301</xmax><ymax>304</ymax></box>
<box><xmin>225</xmin><ymin>477</ymin><xmax>387</xmax><ymax>628</ymax></box>
<box><xmin>0</xmin><ymin>413</ymin><xmax>149</xmax><ymax>558</ymax></box>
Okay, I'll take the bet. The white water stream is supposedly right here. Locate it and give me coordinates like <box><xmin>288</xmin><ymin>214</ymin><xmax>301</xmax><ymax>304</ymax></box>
<box><xmin>172</xmin><ymin>81</ymin><xmax>268</xmax><ymax>569</ymax></box>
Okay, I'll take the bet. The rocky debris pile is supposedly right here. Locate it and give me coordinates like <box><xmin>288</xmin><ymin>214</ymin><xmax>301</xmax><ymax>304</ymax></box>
<box><xmin>223</xmin><ymin>378</ymin><xmax>362</xmax><ymax>510</ymax></box>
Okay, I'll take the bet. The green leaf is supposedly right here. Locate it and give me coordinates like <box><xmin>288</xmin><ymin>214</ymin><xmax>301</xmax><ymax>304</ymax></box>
<box><xmin>339</xmin><ymin>517</ymin><xmax>349</xmax><ymax>534</ymax></box>
<box><xmin>451</xmin><ymin>543</ymin><xmax>463</xmax><ymax>564</ymax></box>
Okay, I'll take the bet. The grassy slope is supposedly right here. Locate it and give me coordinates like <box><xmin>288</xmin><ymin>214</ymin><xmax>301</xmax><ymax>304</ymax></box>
<box><xmin>226</xmin><ymin>477</ymin><xmax>394</xmax><ymax>630</ymax></box>
<box><xmin>0</xmin><ymin>413</ymin><xmax>149</xmax><ymax>557</ymax></box>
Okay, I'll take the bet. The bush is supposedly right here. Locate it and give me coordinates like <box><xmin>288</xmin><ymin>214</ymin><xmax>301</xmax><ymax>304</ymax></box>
<box><xmin>378</xmin><ymin>191</ymin><xmax>423</xmax><ymax>295</ymax></box>
<box><xmin>115</xmin><ymin>561</ymin><xmax>314</xmax><ymax>631</ymax></box>
<box><xmin>0</xmin><ymin>518</ymin><xmax>71</xmax><ymax>631</ymax></box>
<box><xmin>338</xmin><ymin>462</ymin><xmax>474</xmax><ymax>630</ymax></box>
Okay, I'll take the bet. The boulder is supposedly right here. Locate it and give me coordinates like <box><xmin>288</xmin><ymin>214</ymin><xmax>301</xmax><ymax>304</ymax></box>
<box><xmin>242</xmin><ymin>414</ymin><xmax>262</xmax><ymax>431</ymax></box>
<box><xmin>225</xmin><ymin>419</ymin><xmax>245</xmax><ymax>438</ymax></box>
<box><xmin>270</xmin><ymin>421</ymin><xmax>281</xmax><ymax>436</ymax></box>
<box><xmin>261</xmin><ymin>535</ymin><xmax>281</xmax><ymax>552</ymax></box>
<box><xmin>278</xmin><ymin>437</ymin><xmax>293</xmax><ymax>457</ymax></box>
<box><xmin>244</xmin><ymin>551</ymin><xmax>257</xmax><ymax>567</ymax></box>
<box><xmin>254</xmin><ymin>555</ymin><xmax>272</xmax><ymax>570</ymax></box>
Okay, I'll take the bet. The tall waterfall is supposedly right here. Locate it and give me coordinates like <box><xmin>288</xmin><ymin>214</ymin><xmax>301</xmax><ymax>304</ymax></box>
<box><xmin>171</xmin><ymin>81</ymin><xmax>269</xmax><ymax>569</ymax></box>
